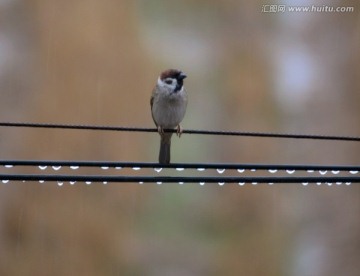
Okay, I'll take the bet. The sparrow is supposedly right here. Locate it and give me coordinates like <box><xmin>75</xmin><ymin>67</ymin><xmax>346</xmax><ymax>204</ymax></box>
<box><xmin>150</xmin><ymin>69</ymin><xmax>188</xmax><ymax>164</ymax></box>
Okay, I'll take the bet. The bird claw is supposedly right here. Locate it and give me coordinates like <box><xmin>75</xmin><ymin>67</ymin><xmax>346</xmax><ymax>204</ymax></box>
<box><xmin>176</xmin><ymin>125</ymin><xmax>183</xmax><ymax>137</ymax></box>
<box><xmin>157</xmin><ymin>126</ymin><xmax>164</xmax><ymax>134</ymax></box>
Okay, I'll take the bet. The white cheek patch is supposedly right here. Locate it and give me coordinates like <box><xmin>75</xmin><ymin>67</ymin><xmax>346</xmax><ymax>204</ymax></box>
<box><xmin>157</xmin><ymin>77</ymin><xmax>165</xmax><ymax>88</ymax></box>
<box><xmin>157</xmin><ymin>77</ymin><xmax>177</xmax><ymax>91</ymax></box>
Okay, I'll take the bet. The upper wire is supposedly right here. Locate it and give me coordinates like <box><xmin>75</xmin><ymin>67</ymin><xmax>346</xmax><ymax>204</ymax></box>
<box><xmin>0</xmin><ymin>122</ymin><xmax>360</xmax><ymax>142</ymax></box>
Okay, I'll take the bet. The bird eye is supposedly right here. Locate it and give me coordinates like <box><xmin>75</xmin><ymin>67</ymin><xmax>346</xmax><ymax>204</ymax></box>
<box><xmin>165</xmin><ymin>79</ymin><xmax>173</xmax><ymax>85</ymax></box>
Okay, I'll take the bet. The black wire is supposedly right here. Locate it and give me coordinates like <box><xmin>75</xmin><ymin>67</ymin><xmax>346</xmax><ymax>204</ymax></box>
<box><xmin>1</xmin><ymin>122</ymin><xmax>359</xmax><ymax>141</ymax></box>
<box><xmin>1</xmin><ymin>174</ymin><xmax>359</xmax><ymax>183</ymax></box>
<box><xmin>0</xmin><ymin>160</ymin><xmax>359</xmax><ymax>172</ymax></box>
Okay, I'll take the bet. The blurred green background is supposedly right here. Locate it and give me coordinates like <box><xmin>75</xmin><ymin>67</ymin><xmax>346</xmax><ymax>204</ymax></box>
<box><xmin>0</xmin><ymin>0</ymin><xmax>359</xmax><ymax>275</ymax></box>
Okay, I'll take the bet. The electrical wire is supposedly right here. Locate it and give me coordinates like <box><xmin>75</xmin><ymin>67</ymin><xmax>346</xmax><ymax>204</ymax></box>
<box><xmin>0</xmin><ymin>160</ymin><xmax>359</xmax><ymax>171</ymax></box>
<box><xmin>0</xmin><ymin>160</ymin><xmax>359</xmax><ymax>183</ymax></box>
<box><xmin>1</xmin><ymin>122</ymin><xmax>360</xmax><ymax>141</ymax></box>
<box><xmin>0</xmin><ymin>174</ymin><xmax>359</xmax><ymax>184</ymax></box>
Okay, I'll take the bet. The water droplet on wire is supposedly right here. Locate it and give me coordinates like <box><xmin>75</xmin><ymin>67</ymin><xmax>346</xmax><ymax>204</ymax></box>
<box><xmin>70</xmin><ymin>181</ymin><xmax>76</xmax><ymax>185</ymax></box>
<box><xmin>238</xmin><ymin>182</ymin><xmax>245</xmax><ymax>186</ymax></box>
<box><xmin>4</xmin><ymin>165</ymin><xmax>13</xmax><ymax>168</ymax></box>
<box><xmin>86</xmin><ymin>181</ymin><xmax>92</xmax><ymax>185</ymax></box>
<box><xmin>286</xmin><ymin>170</ymin><xmax>295</xmax><ymax>174</ymax></box>
<box><xmin>216</xmin><ymin>168</ymin><xmax>225</xmax><ymax>174</ymax></box>
<box><xmin>115</xmin><ymin>167</ymin><xmax>122</xmax><ymax>170</ymax></box>
<box><xmin>250</xmin><ymin>169</ymin><xmax>256</xmax><ymax>172</ymax></box>
<box><xmin>336</xmin><ymin>182</ymin><xmax>342</xmax><ymax>186</ymax></box>
<box><xmin>103</xmin><ymin>181</ymin><xmax>108</xmax><ymax>185</ymax></box>
<box><xmin>316</xmin><ymin>182</ymin><xmax>322</xmax><ymax>186</ymax></box>
<box><xmin>237</xmin><ymin>169</ymin><xmax>245</xmax><ymax>173</ymax></box>
<box><xmin>178</xmin><ymin>182</ymin><xmax>184</xmax><ymax>185</ymax></box>
<box><xmin>349</xmin><ymin>170</ymin><xmax>359</xmax><ymax>175</ymax></box>
<box><xmin>70</xmin><ymin>166</ymin><xmax>79</xmax><ymax>170</ymax></box>
<box><xmin>345</xmin><ymin>182</ymin><xmax>352</xmax><ymax>186</ymax></box>
<box><xmin>132</xmin><ymin>167</ymin><xmax>141</xmax><ymax>171</ymax></box>
<box><xmin>197</xmin><ymin>168</ymin><xmax>205</xmax><ymax>172</ymax></box>
<box><xmin>2</xmin><ymin>180</ymin><xmax>9</xmax><ymax>184</ymax></box>
<box><xmin>302</xmin><ymin>182</ymin><xmax>309</xmax><ymax>186</ymax></box>
<box><xmin>199</xmin><ymin>182</ymin><xmax>205</xmax><ymax>186</ymax></box>
<box><xmin>268</xmin><ymin>169</ymin><xmax>277</xmax><ymax>174</ymax></box>
<box><xmin>138</xmin><ymin>182</ymin><xmax>144</xmax><ymax>185</ymax></box>
<box><xmin>154</xmin><ymin>168</ymin><xmax>162</xmax><ymax>173</ymax></box>
<box><xmin>319</xmin><ymin>170</ymin><xmax>327</xmax><ymax>175</ymax></box>
<box><xmin>39</xmin><ymin>166</ymin><xmax>47</xmax><ymax>170</ymax></box>
<box><xmin>251</xmin><ymin>182</ymin><xmax>258</xmax><ymax>185</ymax></box>
<box><xmin>52</xmin><ymin>166</ymin><xmax>61</xmax><ymax>171</ymax></box>
<box><xmin>176</xmin><ymin>168</ymin><xmax>184</xmax><ymax>171</ymax></box>
<box><xmin>218</xmin><ymin>182</ymin><xmax>225</xmax><ymax>186</ymax></box>
<box><xmin>39</xmin><ymin>180</ymin><xmax>44</xmax><ymax>184</ymax></box>
<box><xmin>101</xmin><ymin>166</ymin><xmax>109</xmax><ymax>170</ymax></box>
<box><xmin>156</xmin><ymin>181</ymin><xmax>162</xmax><ymax>185</ymax></box>
<box><xmin>331</xmin><ymin>170</ymin><xmax>340</xmax><ymax>175</ymax></box>
<box><xmin>307</xmin><ymin>170</ymin><xmax>315</xmax><ymax>173</ymax></box>
<box><xmin>57</xmin><ymin>181</ymin><xmax>63</xmax><ymax>186</ymax></box>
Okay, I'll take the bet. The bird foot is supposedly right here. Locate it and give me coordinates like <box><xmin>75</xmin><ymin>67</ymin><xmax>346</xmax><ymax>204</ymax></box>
<box><xmin>176</xmin><ymin>125</ymin><xmax>183</xmax><ymax>137</ymax></box>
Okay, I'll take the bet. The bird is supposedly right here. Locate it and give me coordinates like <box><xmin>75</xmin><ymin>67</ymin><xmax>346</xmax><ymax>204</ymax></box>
<box><xmin>150</xmin><ymin>69</ymin><xmax>188</xmax><ymax>164</ymax></box>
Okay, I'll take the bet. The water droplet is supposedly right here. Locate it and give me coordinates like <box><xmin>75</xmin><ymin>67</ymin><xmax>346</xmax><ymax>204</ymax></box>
<box><xmin>101</xmin><ymin>166</ymin><xmax>109</xmax><ymax>170</ymax></box>
<box><xmin>103</xmin><ymin>181</ymin><xmax>108</xmax><ymax>185</ymax></box>
<box><xmin>178</xmin><ymin>182</ymin><xmax>184</xmax><ymax>185</ymax></box>
<box><xmin>39</xmin><ymin>180</ymin><xmax>44</xmax><ymax>184</ymax></box>
<box><xmin>268</xmin><ymin>169</ymin><xmax>277</xmax><ymax>174</ymax></box>
<box><xmin>70</xmin><ymin>166</ymin><xmax>79</xmax><ymax>170</ymax></box>
<box><xmin>218</xmin><ymin>182</ymin><xmax>225</xmax><ymax>186</ymax></box>
<box><xmin>57</xmin><ymin>181</ymin><xmax>63</xmax><ymax>186</ymax></box>
<box><xmin>349</xmin><ymin>170</ymin><xmax>359</xmax><ymax>175</ymax></box>
<box><xmin>316</xmin><ymin>182</ymin><xmax>322</xmax><ymax>186</ymax></box>
<box><xmin>216</xmin><ymin>168</ymin><xmax>225</xmax><ymax>174</ymax></box>
<box><xmin>238</xmin><ymin>182</ymin><xmax>245</xmax><ymax>186</ymax></box>
<box><xmin>138</xmin><ymin>182</ymin><xmax>144</xmax><ymax>185</ymax></box>
<box><xmin>52</xmin><ymin>166</ymin><xmax>61</xmax><ymax>171</ymax></box>
<box><xmin>326</xmin><ymin>182</ymin><xmax>333</xmax><ymax>186</ymax></box>
<box><xmin>199</xmin><ymin>182</ymin><xmax>205</xmax><ymax>186</ymax></box>
<box><xmin>115</xmin><ymin>167</ymin><xmax>122</xmax><ymax>170</ymax></box>
<box><xmin>251</xmin><ymin>182</ymin><xmax>258</xmax><ymax>185</ymax></box>
<box><xmin>70</xmin><ymin>181</ymin><xmax>76</xmax><ymax>185</ymax></box>
<box><xmin>197</xmin><ymin>168</ymin><xmax>205</xmax><ymax>171</ymax></box>
<box><xmin>331</xmin><ymin>170</ymin><xmax>340</xmax><ymax>175</ymax></box>
<box><xmin>307</xmin><ymin>170</ymin><xmax>315</xmax><ymax>173</ymax></box>
<box><xmin>302</xmin><ymin>182</ymin><xmax>309</xmax><ymax>186</ymax></box>
<box><xmin>250</xmin><ymin>169</ymin><xmax>256</xmax><ymax>172</ymax></box>
<box><xmin>2</xmin><ymin>180</ymin><xmax>9</xmax><ymax>184</ymax></box>
<box><xmin>336</xmin><ymin>182</ymin><xmax>342</xmax><ymax>185</ymax></box>
<box><xmin>345</xmin><ymin>182</ymin><xmax>352</xmax><ymax>186</ymax></box>
<box><xmin>176</xmin><ymin>168</ymin><xmax>184</xmax><ymax>171</ymax></box>
<box><xmin>154</xmin><ymin>168</ymin><xmax>162</xmax><ymax>173</ymax></box>
<box><xmin>286</xmin><ymin>170</ymin><xmax>295</xmax><ymax>174</ymax></box>
<box><xmin>319</xmin><ymin>170</ymin><xmax>327</xmax><ymax>175</ymax></box>
<box><xmin>39</xmin><ymin>166</ymin><xmax>47</xmax><ymax>170</ymax></box>
<box><xmin>237</xmin><ymin>169</ymin><xmax>245</xmax><ymax>173</ymax></box>
<box><xmin>4</xmin><ymin>165</ymin><xmax>13</xmax><ymax>168</ymax></box>
<box><xmin>268</xmin><ymin>182</ymin><xmax>274</xmax><ymax>185</ymax></box>
<box><xmin>132</xmin><ymin>167</ymin><xmax>141</xmax><ymax>171</ymax></box>
<box><xmin>156</xmin><ymin>181</ymin><xmax>162</xmax><ymax>185</ymax></box>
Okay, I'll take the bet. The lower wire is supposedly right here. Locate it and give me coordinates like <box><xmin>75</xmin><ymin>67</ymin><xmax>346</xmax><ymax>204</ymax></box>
<box><xmin>0</xmin><ymin>174</ymin><xmax>359</xmax><ymax>183</ymax></box>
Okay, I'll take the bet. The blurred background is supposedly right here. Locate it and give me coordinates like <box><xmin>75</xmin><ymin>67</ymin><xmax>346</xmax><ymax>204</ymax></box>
<box><xmin>0</xmin><ymin>0</ymin><xmax>359</xmax><ymax>275</ymax></box>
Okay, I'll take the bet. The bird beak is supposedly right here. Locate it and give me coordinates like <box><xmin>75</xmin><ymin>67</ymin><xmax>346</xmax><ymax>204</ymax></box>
<box><xmin>179</xmin><ymin>72</ymin><xmax>187</xmax><ymax>80</ymax></box>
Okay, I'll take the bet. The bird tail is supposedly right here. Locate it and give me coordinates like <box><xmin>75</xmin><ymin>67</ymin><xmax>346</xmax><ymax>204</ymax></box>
<box><xmin>159</xmin><ymin>133</ymin><xmax>172</xmax><ymax>164</ymax></box>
